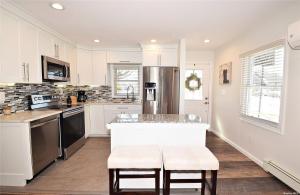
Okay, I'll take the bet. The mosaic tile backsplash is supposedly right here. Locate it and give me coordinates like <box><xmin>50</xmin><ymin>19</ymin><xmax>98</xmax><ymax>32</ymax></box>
<box><xmin>0</xmin><ymin>83</ymin><xmax>112</xmax><ymax>114</ymax></box>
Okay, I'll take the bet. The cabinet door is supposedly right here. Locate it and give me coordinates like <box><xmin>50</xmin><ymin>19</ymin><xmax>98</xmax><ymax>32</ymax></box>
<box><xmin>160</xmin><ymin>48</ymin><xmax>178</xmax><ymax>67</ymax></box>
<box><xmin>38</xmin><ymin>30</ymin><xmax>55</xmax><ymax>58</ymax></box>
<box><xmin>89</xmin><ymin>105</ymin><xmax>106</xmax><ymax>136</ymax></box>
<box><xmin>54</xmin><ymin>38</ymin><xmax>65</xmax><ymax>60</ymax></box>
<box><xmin>77</xmin><ymin>48</ymin><xmax>93</xmax><ymax>85</ymax></box>
<box><xmin>0</xmin><ymin>10</ymin><xmax>22</xmax><ymax>83</ymax></box>
<box><xmin>19</xmin><ymin>21</ymin><xmax>41</xmax><ymax>83</ymax></box>
<box><xmin>103</xmin><ymin>108</ymin><xmax>121</xmax><ymax>134</ymax></box>
<box><xmin>92</xmin><ymin>51</ymin><xmax>107</xmax><ymax>85</ymax></box>
<box><xmin>65</xmin><ymin>43</ymin><xmax>77</xmax><ymax>85</ymax></box>
<box><xmin>108</xmin><ymin>51</ymin><xmax>142</xmax><ymax>63</ymax></box>
<box><xmin>142</xmin><ymin>50</ymin><xmax>159</xmax><ymax>66</ymax></box>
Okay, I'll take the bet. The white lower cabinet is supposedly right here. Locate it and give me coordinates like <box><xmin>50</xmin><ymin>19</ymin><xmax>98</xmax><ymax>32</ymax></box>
<box><xmin>85</xmin><ymin>104</ymin><xmax>142</xmax><ymax>137</ymax></box>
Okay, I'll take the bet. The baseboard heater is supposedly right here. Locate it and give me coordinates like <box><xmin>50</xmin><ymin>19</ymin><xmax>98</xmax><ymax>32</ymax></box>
<box><xmin>263</xmin><ymin>160</ymin><xmax>300</xmax><ymax>193</ymax></box>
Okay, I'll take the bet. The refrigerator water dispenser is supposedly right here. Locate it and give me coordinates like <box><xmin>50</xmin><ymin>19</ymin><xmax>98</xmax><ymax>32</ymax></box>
<box><xmin>145</xmin><ymin>82</ymin><xmax>156</xmax><ymax>101</ymax></box>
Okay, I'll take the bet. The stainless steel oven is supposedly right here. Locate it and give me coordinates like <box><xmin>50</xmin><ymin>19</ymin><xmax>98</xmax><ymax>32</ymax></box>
<box><xmin>42</xmin><ymin>55</ymin><xmax>70</xmax><ymax>82</ymax></box>
<box><xmin>61</xmin><ymin>106</ymin><xmax>85</xmax><ymax>159</ymax></box>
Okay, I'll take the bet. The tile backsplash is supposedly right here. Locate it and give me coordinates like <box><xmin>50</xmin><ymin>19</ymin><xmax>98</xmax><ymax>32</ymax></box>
<box><xmin>0</xmin><ymin>83</ymin><xmax>112</xmax><ymax>114</ymax></box>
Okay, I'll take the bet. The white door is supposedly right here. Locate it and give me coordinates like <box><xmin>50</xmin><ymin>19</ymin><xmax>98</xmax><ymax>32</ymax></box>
<box><xmin>184</xmin><ymin>63</ymin><xmax>211</xmax><ymax>123</ymax></box>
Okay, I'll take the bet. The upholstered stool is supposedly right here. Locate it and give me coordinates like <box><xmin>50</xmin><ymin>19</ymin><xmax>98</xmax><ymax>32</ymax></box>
<box><xmin>162</xmin><ymin>146</ymin><xmax>219</xmax><ymax>195</ymax></box>
<box><xmin>108</xmin><ymin>145</ymin><xmax>162</xmax><ymax>195</ymax></box>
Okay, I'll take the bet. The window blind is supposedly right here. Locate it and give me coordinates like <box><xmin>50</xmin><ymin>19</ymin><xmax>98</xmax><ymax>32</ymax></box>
<box><xmin>240</xmin><ymin>40</ymin><xmax>285</xmax><ymax>126</ymax></box>
<box><xmin>111</xmin><ymin>64</ymin><xmax>141</xmax><ymax>97</ymax></box>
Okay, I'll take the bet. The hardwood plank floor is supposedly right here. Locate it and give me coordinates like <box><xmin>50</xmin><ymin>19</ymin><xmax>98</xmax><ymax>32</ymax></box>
<box><xmin>0</xmin><ymin>132</ymin><xmax>295</xmax><ymax>195</ymax></box>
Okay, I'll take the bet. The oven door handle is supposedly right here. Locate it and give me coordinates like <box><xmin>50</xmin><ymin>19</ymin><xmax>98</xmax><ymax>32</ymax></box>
<box><xmin>63</xmin><ymin>109</ymin><xmax>83</xmax><ymax>118</ymax></box>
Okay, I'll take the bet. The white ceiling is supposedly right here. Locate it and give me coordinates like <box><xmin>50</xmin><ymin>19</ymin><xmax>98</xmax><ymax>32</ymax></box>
<box><xmin>10</xmin><ymin>0</ymin><xmax>297</xmax><ymax>50</ymax></box>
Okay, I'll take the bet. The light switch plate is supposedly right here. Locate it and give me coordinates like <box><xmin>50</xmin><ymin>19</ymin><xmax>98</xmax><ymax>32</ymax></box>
<box><xmin>0</xmin><ymin>92</ymin><xmax>5</xmax><ymax>104</ymax></box>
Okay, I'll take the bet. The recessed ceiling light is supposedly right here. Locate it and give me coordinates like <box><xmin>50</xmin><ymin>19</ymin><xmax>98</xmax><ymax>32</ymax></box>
<box><xmin>94</xmin><ymin>39</ymin><xmax>100</xmax><ymax>43</ymax></box>
<box><xmin>204</xmin><ymin>39</ymin><xmax>210</xmax><ymax>43</ymax></box>
<box><xmin>150</xmin><ymin>39</ymin><xmax>157</xmax><ymax>43</ymax></box>
<box><xmin>51</xmin><ymin>3</ymin><xmax>64</xmax><ymax>10</ymax></box>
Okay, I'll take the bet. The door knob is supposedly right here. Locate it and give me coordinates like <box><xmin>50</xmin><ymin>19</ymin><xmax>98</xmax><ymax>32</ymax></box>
<box><xmin>204</xmin><ymin>102</ymin><xmax>209</xmax><ymax>105</ymax></box>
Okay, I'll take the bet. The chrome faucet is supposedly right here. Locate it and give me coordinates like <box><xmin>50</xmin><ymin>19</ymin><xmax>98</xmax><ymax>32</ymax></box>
<box><xmin>126</xmin><ymin>85</ymin><xmax>135</xmax><ymax>101</ymax></box>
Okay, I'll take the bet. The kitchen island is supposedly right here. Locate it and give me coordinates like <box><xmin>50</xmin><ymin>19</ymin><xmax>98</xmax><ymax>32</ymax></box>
<box><xmin>107</xmin><ymin>114</ymin><xmax>209</xmax><ymax>189</ymax></box>
<box><xmin>108</xmin><ymin>114</ymin><xmax>209</xmax><ymax>149</ymax></box>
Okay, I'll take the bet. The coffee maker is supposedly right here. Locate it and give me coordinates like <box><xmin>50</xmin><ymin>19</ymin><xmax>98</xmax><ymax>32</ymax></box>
<box><xmin>77</xmin><ymin>91</ymin><xmax>87</xmax><ymax>102</ymax></box>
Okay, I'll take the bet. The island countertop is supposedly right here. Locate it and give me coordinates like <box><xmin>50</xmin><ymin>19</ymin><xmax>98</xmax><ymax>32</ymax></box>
<box><xmin>110</xmin><ymin>114</ymin><xmax>203</xmax><ymax>124</ymax></box>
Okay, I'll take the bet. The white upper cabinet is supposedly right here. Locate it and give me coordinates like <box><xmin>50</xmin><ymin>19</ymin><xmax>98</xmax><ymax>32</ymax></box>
<box><xmin>142</xmin><ymin>45</ymin><xmax>178</xmax><ymax>67</ymax></box>
<box><xmin>19</xmin><ymin>20</ymin><xmax>41</xmax><ymax>83</ymax></box>
<box><xmin>38</xmin><ymin>30</ymin><xmax>66</xmax><ymax>61</ymax></box>
<box><xmin>0</xmin><ymin>9</ymin><xmax>22</xmax><ymax>83</ymax></box>
<box><xmin>38</xmin><ymin>30</ymin><xmax>55</xmax><ymax>58</ymax></box>
<box><xmin>143</xmin><ymin>50</ymin><xmax>160</xmax><ymax>66</ymax></box>
<box><xmin>65</xmin><ymin>43</ymin><xmax>77</xmax><ymax>85</ymax></box>
<box><xmin>92</xmin><ymin>51</ymin><xmax>107</xmax><ymax>86</ymax></box>
<box><xmin>76</xmin><ymin>48</ymin><xmax>93</xmax><ymax>85</ymax></box>
<box><xmin>160</xmin><ymin>48</ymin><xmax>178</xmax><ymax>67</ymax></box>
<box><xmin>107</xmin><ymin>51</ymin><xmax>142</xmax><ymax>63</ymax></box>
<box><xmin>53</xmin><ymin>38</ymin><xmax>65</xmax><ymax>61</ymax></box>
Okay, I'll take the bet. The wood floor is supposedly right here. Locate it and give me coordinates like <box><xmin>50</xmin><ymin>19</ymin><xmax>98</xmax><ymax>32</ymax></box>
<box><xmin>0</xmin><ymin>132</ymin><xmax>294</xmax><ymax>195</ymax></box>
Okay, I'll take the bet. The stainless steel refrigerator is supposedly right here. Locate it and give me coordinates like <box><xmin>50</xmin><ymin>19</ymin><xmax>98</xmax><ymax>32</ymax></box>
<box><xmin>143</xmin><ymin>66</ymin><xmax>180</xmax><ymax>114</ymax></box>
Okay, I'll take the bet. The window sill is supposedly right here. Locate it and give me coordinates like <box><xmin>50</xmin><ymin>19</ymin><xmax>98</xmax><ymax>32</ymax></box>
<box><xmin>239</xmin><ymin>117</ymin><xmax>283</xmax><ymax>135</ymax></box>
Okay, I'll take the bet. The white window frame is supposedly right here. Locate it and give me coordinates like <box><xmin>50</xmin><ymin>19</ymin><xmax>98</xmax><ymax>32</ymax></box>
<box><xmin>110</xmin><ymin>64</ymin><xmax>142</xmax><ymax>98</ymax></box>
<box><xmin>239</xmin><ymin>39</ymin><xmax>288</xmax><ymax>134</ymax></box>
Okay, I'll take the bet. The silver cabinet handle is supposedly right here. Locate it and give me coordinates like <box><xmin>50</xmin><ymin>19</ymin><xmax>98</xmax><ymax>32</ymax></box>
<box><xmin>117</xmin><ymin>107</ymin><xmax>128</xmax><ymax>109</ymax></box>
<box><xmin>77</xmin><ymin>74</ymin><xmax>80</xmax><ymax>85</ymax></box>
<box><xmin>26</xmin><ymin>63</ymin><xmax>29</xmax><ymax>82</ymax></box>
<box><xmin>22</xmin><ymin>63</ymin><xmax>26</xmax><ymax>81</ymax></box>
<box><xmin>119</xmin><ymin>60</ymin><xmax>130</xmax><ymax>63</ymax></box>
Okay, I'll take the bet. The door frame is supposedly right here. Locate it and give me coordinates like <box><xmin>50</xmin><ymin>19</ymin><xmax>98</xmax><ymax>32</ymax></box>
<box><xmin>185</xmin><ymin>61</ymin><xmax>213</xmax><ymax>125</ymax></box>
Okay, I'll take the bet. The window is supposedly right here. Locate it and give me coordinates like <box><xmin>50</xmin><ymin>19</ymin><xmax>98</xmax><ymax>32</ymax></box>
<box><xmin>240</xmin><ymin>40</ymin><xmax>285</xmax><ymax>130</ymax></box>
<box><xmin>184</xmin><ymin>69</ymin><xmax>203</xmax><ymax>100</ymax></box>
<box><xmin>110</xmin><ymin>64</ymin><xmax>141</xmax><ymax>98</ymax></box>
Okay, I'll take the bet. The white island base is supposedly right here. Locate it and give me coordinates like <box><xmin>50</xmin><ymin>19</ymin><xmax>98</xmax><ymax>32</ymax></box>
<box><xmin>107</xmin><ymin>114</ymin><xmax>209</xmax><ymax>189</ymax></box>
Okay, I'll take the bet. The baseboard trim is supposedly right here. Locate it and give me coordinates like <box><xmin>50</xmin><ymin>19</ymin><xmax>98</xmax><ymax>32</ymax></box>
<box><xmin>208</xmin><ymin>129</ymin><xmax>264</xmax><ymax>167</ymax></box>
<box><xmin>87</xmin><ymin>134</ymin><xmax>110</xmax><ymax>138</ymax></box>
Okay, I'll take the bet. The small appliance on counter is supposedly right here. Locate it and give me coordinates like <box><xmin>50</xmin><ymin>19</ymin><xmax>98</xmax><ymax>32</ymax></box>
<box><xmin>77</xmin><ymin>90</ymin><xmax>87</xmax><ymax>102</ymax></box>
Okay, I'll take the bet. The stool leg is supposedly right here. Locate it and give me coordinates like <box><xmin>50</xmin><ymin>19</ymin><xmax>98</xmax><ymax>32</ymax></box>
<box><xmin>165</xmin><ymin>170</ymin><xmax>171</xmax><ymax>195</ymax></box>
<box><xmin>109</xmin><ymin>169</ymin><xmax>114</xmax><ymax>195</ymax></box>
<box><xmin>116</xmin><ymin>169</ymin><xmax>120</xmax><ymax>192</ymax></box>
<box><xmin>155</xmin><ymin>169</ymin><xmax>160</xmax><ymax>195</ymax></box>
<box><xmin>211</xmin><ymin>170</ymin><xmax>218</xmax><ymax>195</ymax></box>
<box><xmin>201</xmin><ymin>170</ymin><xmax>206</xmax><ymax>195</ymax></box>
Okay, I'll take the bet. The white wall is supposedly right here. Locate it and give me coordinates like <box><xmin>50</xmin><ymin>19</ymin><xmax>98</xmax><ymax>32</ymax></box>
<box><xmin>212</xmin><ymin>1</ymin><xmax>300</xmax><ymax>181</ymax></box>
<box><xmin>184</xmin><ymin>50</ymin><xmax>214</xmax><ymax>118</ymax></box>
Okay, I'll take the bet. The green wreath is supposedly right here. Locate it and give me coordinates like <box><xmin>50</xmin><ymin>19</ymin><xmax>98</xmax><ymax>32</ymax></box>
<box><xmin>185</xmin><ymin>73</ymin><xmax>201</xmax><ymax>91</ymax></box>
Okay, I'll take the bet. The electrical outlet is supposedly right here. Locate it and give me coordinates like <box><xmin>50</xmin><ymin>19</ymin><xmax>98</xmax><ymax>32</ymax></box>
<box><xmin>0</xmin><ymin>92</ymin><xmax>5</xmax><ymax>104</ymax></box>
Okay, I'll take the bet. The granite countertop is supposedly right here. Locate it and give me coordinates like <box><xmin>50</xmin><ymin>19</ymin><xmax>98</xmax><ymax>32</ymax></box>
<box><xmin>85</xmin><ymin>99</ymin><xmax>142</xmax><ymax>105</ymax></box>
<box><xmin>0</xmin><ymin>110</ymin><xmax>62</xmax><ymax>123</ymax></box>
<box><xmin>110</xmin><ymin>114</ymin><xmax>203</xmax><ymax>124</ymax></box>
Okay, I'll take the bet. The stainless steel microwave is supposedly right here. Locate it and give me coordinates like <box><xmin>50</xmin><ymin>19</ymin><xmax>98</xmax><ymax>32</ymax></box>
<box><xmin>42</xmin><ymin>56</ymin><xmax>70</xmax><ymax>82</ymax></box>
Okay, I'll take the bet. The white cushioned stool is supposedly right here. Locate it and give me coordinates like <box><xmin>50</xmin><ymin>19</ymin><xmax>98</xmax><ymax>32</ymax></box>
<box><xmin>108</xmin><ymin>145</ymin><xmax>162</xmax><ymax>195</ymax></box>
<box><xmin>163</xmin><ymin>146</ymin><xmax>219</xmax><ymax>195</ymax></box>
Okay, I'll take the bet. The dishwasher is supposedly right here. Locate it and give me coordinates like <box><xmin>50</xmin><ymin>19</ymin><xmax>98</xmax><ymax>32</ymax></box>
<box><xmin>30</xmin><ymin>114</ymin><xmax>60</xmax><ymax>175</ymax></box>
